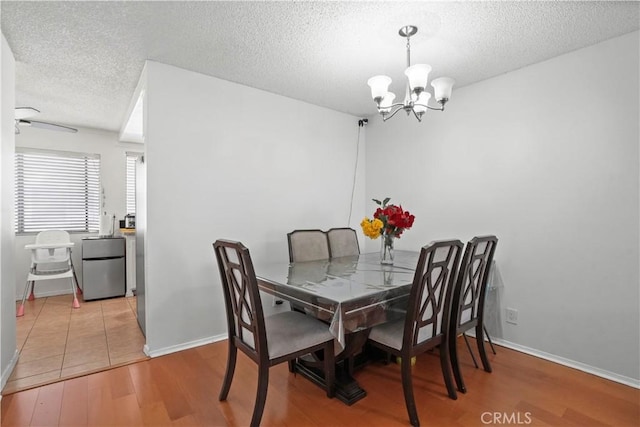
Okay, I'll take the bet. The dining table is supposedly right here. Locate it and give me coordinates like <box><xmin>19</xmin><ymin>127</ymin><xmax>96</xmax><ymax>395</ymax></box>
<box><xmin>255</xmin><ymin>250</ymin><xmax>420</xmax><ymax>404</ymax></box>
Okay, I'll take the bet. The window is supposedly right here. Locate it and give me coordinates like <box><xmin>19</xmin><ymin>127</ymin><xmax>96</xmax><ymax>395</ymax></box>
<box><xmin>15</xmin><ymin>148</ymin><xmax>101</xmax><ymax>234</ymax></box>
<box><xmin>126</xmin><ymin>152</ymin><xmax>141</xmax><ymax>215</ymax></box>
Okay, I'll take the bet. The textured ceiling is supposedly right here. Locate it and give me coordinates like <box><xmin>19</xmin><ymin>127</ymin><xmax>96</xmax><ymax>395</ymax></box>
<box><xmin>2</xmin><ymin>1</ymin><xmax>638</xmax><ymax>132</ymax></box>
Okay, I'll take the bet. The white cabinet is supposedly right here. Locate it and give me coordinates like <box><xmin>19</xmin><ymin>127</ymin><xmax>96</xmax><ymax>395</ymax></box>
<box><xmin>124</xmin><ymin>234</ymin><xmax>136</xmax><ymax>296</ymax></box>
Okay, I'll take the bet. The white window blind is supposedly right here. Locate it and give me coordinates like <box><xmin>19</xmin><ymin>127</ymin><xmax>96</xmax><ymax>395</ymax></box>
<box><xmin>126</xmin><ymin>152</ymin><xmax>140</xmax><ymax>215</ymax></box>
<box><xmin>15</xmin><ymin>148</ymin><xmax>101</xmax><ymax>234</ymax></box>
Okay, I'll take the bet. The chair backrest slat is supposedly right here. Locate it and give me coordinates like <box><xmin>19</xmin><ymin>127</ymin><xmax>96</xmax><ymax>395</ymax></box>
<box><xmin>405</xmin><ymin>240</ymin><xmax>463</xmax><ymax>349</ymax></box>
<box><xmin>453</xmin><ymin>235</ymin><xmax>498</xmax><ymax>329</ymax></box>
<box><xmin>214</xmin><ymin>239</ymin><xmax>267</xmax><ymax>360</ymax></box>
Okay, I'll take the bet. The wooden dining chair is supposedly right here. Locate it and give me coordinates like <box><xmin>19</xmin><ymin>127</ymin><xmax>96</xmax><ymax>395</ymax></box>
<box><xmin>287</xmin><ymin>229</ymin><xmax>330</xmax><ymax>262</ymax></box>
<box><xmin>368</xmin><ymin>240</ymin><xmax>463</xmax><ymax>427</ymax></box>
<box><xmin>327</xmin><ymin>227</ymin><xmax>360</xmax><ymax>258</ymax></box>
<box><xmin>448</xmin><ymin>235</ymin><xmax>498</xmax><ymax>393</ymax></box>
<box><xmin>213</xmin><ymin>239</ymin><xmax>335</xmax><ymax>427</ymax></box>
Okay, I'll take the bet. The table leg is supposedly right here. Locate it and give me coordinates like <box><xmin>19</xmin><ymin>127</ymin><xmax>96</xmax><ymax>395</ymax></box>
<box><xmin>293</xmin><ymin>329</ymin><xmax>373</xmax><ymax>405</ymax></box>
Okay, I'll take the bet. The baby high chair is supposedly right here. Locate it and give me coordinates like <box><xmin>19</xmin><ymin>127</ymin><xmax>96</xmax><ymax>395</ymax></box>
<box><xmin>17</xmin><ymin>230</ymin><xmax>82</xmax><ymax>317</ymax></box>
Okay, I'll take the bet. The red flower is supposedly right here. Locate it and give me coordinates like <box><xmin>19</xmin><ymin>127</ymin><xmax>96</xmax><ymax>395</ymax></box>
<box><xmin>373</xmin><ymin>202</ymin><xmax>415</xmax><ymax>238</ymax></box>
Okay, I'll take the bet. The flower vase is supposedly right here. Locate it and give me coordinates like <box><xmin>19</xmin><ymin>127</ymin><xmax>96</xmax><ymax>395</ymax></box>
<box><xmin>380</xmin><ymin>233</ymin><xmax>395</xmax><ymax>265</ymax></box>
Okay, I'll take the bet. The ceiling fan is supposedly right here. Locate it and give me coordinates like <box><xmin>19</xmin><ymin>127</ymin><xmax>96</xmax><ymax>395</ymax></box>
<box><xmin>15</xmin><ymin>107</ymin><xmax>78</xmax><ymax>134</ymax></box>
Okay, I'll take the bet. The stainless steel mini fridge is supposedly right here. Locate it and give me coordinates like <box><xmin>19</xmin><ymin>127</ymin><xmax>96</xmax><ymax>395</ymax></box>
<box><xmin>82</xmin><ymin>237</ymin><xmax>126</xmax><ymax>300</ymax></box>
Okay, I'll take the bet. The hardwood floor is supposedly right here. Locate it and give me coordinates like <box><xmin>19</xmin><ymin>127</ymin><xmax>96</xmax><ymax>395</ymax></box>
<box><xmin>2</xmin><ymin>338</ymin><xmax>638</xmax><ymax>426</ymax></box>
<box><xmin>3</xmin><ymin>295</ymin><xmax>147</xmax><ymax>394</ymax></box>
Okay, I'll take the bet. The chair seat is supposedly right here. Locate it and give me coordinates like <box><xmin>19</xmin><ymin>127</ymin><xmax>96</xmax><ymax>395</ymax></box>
<box><xmin>370</xmin><ymin>317</ymin><xmax>438</xmax><ymax>352</ymax></box>
<box><xmin>369</xmin><ymin>319</ymin><xmax>404</xmax><ymax>351</ymax></box>
<box><xmin>27</xmin><ymin>268</ymin><xmax>74</xmax><ymax>281</ymax></box>
<box><xmin>266</xmin><ymin>311</ymin><xmax>334</xmax><ymax>359</ymax></box>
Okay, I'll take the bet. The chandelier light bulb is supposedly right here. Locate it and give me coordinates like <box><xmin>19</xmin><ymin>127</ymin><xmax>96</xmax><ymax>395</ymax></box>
<box><xmin>413</xmin><ymin>92</ymin><xmax>431</xmax><ymax>114</ymax></box>
<box><xmin>404</xmin><ymin>64</ymin><xmax>432</xmax><ymax>94</ymax></box>
<box><xmin>367</xmin><ymin>76</ymin><xmax>392</xmax><ymax>102</ymax></box>
<box><xmin>380</xmin><ymin>92</ymin><xmax>396</xmax><ymax>113</ymax></box>
<box><xmin>431</xmin><ymin>77</ymin><xmax>456</xmax><ymax>103</ymax></box>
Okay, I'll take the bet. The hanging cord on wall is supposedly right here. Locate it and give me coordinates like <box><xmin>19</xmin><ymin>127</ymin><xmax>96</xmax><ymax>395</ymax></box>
<box><xmin>348</xmin><ymin>118</ymin><xmax>368</xmax><ymax>225</ymax></box>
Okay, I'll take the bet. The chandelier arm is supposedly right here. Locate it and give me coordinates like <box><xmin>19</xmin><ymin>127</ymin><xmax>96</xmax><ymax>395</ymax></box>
<box><xmin>414</xmin><ymin>102</ymin><xmax>445</xmax><ymax>112</ymax></box>
<box><xmin>377</xmin><ymin>101</ymin><xmax>406</xmax><ymax>112</ymax></box>
<box><xmin>381</xmin><ymin>105</ymin><xmax>406</xmax><ymax>122</ymax></box>
<box><xmin>410</xmin><ymin>108</ymin><xmax>423</xmax><ymax>122</ymax></box>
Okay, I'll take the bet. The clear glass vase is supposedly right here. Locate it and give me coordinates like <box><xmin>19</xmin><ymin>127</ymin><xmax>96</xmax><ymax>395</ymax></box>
<box><xmin>380</xmin><ymin>233</ymin><xmax>395</xmax><ymax>265</ymax></box>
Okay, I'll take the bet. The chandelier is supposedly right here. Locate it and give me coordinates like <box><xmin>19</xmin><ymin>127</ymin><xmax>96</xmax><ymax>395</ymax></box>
<box><xmin>367</xmin><ymin>25</ymin><xmax>455</xmax><ymax>122</ymax></box>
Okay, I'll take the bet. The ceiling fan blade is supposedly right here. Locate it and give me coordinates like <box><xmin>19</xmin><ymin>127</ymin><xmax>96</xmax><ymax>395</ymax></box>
<box><xmin>15</xmin><ymin>107</ymin><xmax>40</xmax><ymax>120</ymax></box>
<box><xmin>19</xmin><ymin>119</ymin><xmax>78</xmax><ymax>133</ymax></box>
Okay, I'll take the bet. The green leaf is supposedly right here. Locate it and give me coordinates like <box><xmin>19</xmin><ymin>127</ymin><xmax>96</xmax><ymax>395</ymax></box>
<box><xmin>372</xmin><ymin>199</ymin><xmax>382</xmax><ymax>205</ymax></box>
<box><xmin>383</xmin><ymin>197</ymin><xmax>391</xmax><ymax>206</ymax></box>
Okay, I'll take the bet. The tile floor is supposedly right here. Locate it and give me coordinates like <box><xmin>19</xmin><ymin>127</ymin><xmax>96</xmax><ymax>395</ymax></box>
<box><xmin>3</xmin><ymin>294</ymin><xmax>147</xmax><ymax>394</ymax></box>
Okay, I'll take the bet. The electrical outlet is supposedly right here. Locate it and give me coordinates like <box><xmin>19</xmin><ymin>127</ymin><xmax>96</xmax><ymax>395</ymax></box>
<box><xmin>506</xmin><ymin>308</ymin><xmax>518</xmax><ymax>325</ymax></box>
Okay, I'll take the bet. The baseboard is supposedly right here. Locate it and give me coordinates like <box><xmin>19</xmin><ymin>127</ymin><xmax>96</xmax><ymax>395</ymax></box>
<box><xmin>1</xmin><ymin>350</ymin><xmax>19</xmax><ymax>391</ymax></box>
<box><xmin>144</xmin><ymin>333</ymin><xmax>228</xmax><ymax>358</ymax></box>
<box><xmin>467</xmin><ymin>331</ymin><xmax>640</xmax><ymax>389</ymax></box>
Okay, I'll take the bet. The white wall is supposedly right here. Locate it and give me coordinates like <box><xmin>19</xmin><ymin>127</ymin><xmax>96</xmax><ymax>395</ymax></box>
<box><xmin>1</xmin><ymin>34</ymin><xmax>17</xmax><ymax>390</ymax></box>
<box><xmin>365</xmin><ymin>31</ymin><xmax>639</xmax><ymax>382</ymax></box>
<box><xmin>143</xmin><ymin>61</ymin><xmax>365</xmax><ymax>354</ymax></box>
<box><xmin>14</xmin><ymin>126</ymin><xmax>142</xmax><ymax>297</ymax></box>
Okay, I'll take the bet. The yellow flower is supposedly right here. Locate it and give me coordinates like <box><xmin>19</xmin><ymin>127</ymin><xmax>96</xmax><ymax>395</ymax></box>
<box><xmin>361</xmin><ymin>217</ymin><xmax>383</xmax><ymax>239</ymax></box>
